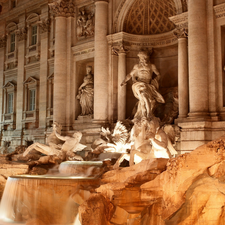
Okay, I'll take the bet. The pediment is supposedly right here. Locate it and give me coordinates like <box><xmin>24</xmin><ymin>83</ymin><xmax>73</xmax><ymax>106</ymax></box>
<box><xmin>6</xmin><ymin>22</ymin><xmax>17</xmax><ymax>34</ymax></box>
<box><xmin>26</xmin><ymin>13</ymin><xmax>39</xmax><ymax>24</ymax></box>
<box><xmin>3</xmin><ymin>81</ymin><xmax>16</xmax><ymax>89</ymax></box>
<box><xmin>23</xmin><ymin>76</ymin><xmax>39</xmax><ymax>85</ymax></box>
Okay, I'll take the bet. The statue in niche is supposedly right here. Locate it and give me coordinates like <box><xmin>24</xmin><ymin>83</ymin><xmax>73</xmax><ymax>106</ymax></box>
<box><xmin>77</xmin><ymin>8</ymin><xmax>94</xmax><ymax>38</ymax></box>
<box><xmin>121</xmin><ymin>50</ymin><xmax>165</xmax><ymax>120</ymax></box>
<box><xmin>77</xmin><ymin>65</ymin><xmax>94</xmax><ymax>116</ymax></box>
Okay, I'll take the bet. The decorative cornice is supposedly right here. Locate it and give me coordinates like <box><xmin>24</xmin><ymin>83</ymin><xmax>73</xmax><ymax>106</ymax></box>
<box><xmin>0</xmin><ymin>35</ymin><xmax>6</xmax><ymax>48</ymax></box>
<box><xmin>169</xmin><ymin>12</ymin><xmax>188</xmax><ymax>28</ymax></box>
<box><xmin>72</xmin><ymin>41</ymin><xmax>94</xmax><ymax>58</ymax></box>
<box><xmin>15</xmin><ymin>27</ymin><xmax>27</xmax><ymax>41</ymax></box>
<box><xmin>107</xmin><ymin>31</ymin><xmax>178</xmax><ymax>49</ymax></box>
<box><xmin>173</xmin><ymin>28</ymin><xmax>188</xmax><ymax>39</ymax></box>
<box><xmin>49</xmin><ymin>0</ymin><xmax>75</xmax><ymax>17</ymax></box>
<box><xmin>214</xmin><ymin>3</ymin><xmax>225</xmax><ymax>19</ymax></box>
<box><xmin>38</xmin><ymin>18</ymin><xmax>50</xmax><ymax>34</ymax></box>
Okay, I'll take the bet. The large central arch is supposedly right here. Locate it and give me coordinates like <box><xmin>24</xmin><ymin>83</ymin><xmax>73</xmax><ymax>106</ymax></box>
<box><xmin>114</xmin><ymin>0</ymin><xmax>186</xmax><ymax>33</ymax></box>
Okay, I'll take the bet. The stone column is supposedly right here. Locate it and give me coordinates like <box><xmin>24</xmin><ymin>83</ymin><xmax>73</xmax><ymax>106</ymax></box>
<box><xmin>94</xmin><ymin>0</ymin><xmax>109</xmax><ymax>122</ymax></box>
<box><xmin>117</xmin><ymin>46</ymin><xmax>127</xmax><ymax>120</ymax></box>
<box><xmin>174</xmin><ymin>28</ymin><xmax>189</xmax><ymax>119</ymax></box>
<box><xmin>16</xmin><ymin>26</ymin><xmax>26</xmax><ymax>131</ymax></box>
<box><xmin>0</xmin><ymin>36</ymin><xmax>6</xmax><ymax>130</ymax></box>
<box><xmin>188</xmin><ymin>0</ymin><xmax>209</xmax><ymax>119</ymax></box>
<box><xmin>39</xmin><ymin>18</ymin><xmax>49</xmax><ymax>129</ymax></box>
<box><xmin>49</xmin><ymin>0</ymin><xmax>75</xmax><ymax>127</ymax></box>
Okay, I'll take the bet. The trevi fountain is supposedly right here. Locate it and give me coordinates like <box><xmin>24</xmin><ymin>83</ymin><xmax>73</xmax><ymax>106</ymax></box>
<box><xmin>0</xmin><ymin>50</ymin><xmax>224</xmax><ymax>225</ymax></box>
<box><xmin>0</xmin><ymin>0</ymin><xmax>225</xmax><ymax>224</ymax></box>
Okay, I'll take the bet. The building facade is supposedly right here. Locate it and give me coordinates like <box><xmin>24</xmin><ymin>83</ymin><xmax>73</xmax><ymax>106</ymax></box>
<box><xmin>0</xmin><ymin>0</ymin><xmax>225</xmax><ymax>152</ymax></box>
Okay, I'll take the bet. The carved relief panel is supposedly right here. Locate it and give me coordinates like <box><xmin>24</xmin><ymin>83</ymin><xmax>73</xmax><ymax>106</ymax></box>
<box><xmin>77</xmin><ymin>5</ymin><xmax>95</xmax><ymax>40</ymax></box>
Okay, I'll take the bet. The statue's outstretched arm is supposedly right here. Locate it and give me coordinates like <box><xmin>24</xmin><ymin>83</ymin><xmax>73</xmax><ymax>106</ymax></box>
<box><xmin>121</xmin><ymin>67</ymin><xmax>136</xmax><ymax>86</ymax></box>
<box><xmin>54</xmin><ymin>130</ymin><xmax>67</xmax><ymax>142</ymax></box>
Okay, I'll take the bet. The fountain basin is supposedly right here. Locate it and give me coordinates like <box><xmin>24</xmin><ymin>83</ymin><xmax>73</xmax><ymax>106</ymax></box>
<box><xmin>0</xmin><ymin>175</ymin><xmax>100</xmax><ymax>225</ymax></box>
<box><xmin>59</xmin><ymin>161</ymin><xmax>103</xmax><ymax>177</ymax></box>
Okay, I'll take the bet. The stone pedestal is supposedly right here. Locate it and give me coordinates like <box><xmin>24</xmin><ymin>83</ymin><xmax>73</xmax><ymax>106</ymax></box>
<box><xmin>176</xmin><ymin>121</ymin><xmax>225</xmax><ymax>153</ymax></box>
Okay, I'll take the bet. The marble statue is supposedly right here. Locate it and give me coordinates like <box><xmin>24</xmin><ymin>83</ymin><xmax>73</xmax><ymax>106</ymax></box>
<box><xmin>113</xmin><ymin>117</ymin><xmax>178</xmax><ymax>168</ymax></box>
<box><xmin>23</xmin><ymin>122</ymin><xmax>63</xmax><ymax>157</ymax></box>
<box><xmin>121</xmin><ymin>51</ymin><xmax>165</xmax><ymax>120</ymax></box>
<box><xmin>77</xmin><ymin>65</ymin><xmax>94</xmax><ymax>116</ymax></box>
<box><xmin>52</xmin><ymin>126</ymin><xmax>86</xmax><ymax>157</ymax></box>
<box><xmin>92</xmin><ymin>121</ymin><xmax>131</xmax><ymax>154</ymax></box>
<box><xmin>129</xmin><ymin>117</ymin><xmax>174</xmax><ymax>166</ymax></box>
<box><xmin>23</xmin><ymin>123</ymin><xmax>86</xmax><ymax>161</ymax></box>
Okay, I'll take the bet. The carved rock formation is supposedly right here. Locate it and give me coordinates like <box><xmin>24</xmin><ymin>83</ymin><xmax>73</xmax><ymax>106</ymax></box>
<box><xmin>80</xmin><ymin>135</ymin><xmax>225</xmax><ymax>225</ymax></box>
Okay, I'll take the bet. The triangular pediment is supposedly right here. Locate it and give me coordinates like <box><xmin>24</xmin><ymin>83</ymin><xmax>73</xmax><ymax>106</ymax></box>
<box><xmin>3</xmin><ymin>81</ymin><xmax>16</xmax><ymax>89</ymax></box>
<box><xmin>23</xmin><ymin>76</ymin><xmax>38</xmax><ymax>85</ymax></box>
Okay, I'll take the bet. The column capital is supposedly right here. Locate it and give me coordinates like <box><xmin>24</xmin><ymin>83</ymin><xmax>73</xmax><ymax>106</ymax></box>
<box><xmin>173</xmin><ymin>28</ymin><xmax>188</xmax><ymax>39</ymax></box>
<box><xmin>16</xmin><ymin>27</ymin><xmax>27</xmax><ymax>41</ymax></box>
<box><xmin>49</xmin><ymin>0</ymin><xmax>75</xmax><ymax>17</ymax></box>
<box><xmin>111</xmin><ymin>43</ymin><xmax>129</xmax><ymax>56</ymax></box>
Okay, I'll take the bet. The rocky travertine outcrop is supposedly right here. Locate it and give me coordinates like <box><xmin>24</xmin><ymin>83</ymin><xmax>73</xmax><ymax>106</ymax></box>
<box><xmin>80</xmin><ymin>135</ymin><xmax>225</xmax><ymax>225</ymax></box>
<box><xmin>79</xmin><ymin>193</ymin><xmax>115</xmax><ymax>225</ymax></box>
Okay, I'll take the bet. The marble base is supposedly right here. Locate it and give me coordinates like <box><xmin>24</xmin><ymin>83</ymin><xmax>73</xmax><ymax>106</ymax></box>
<box><xmin>176</xmin><ymin>121</ymin><xmax>225</xmax><ymax>152</ymax></box>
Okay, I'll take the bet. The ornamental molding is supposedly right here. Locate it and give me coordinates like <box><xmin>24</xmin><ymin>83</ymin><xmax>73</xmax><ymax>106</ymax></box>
<box><xmin>49</xmin><ymin>0</ymin><xmax>75</xmax><ymax>17</ymax></box>
<box><xmin>169</xmin><ymin>12</ymin><xmax>188</xmax><ymax>28</ymax></box>
<box><xmin>107</xmin><ymin>31</ymin><xmax>178</xmax><ymax>49</ymax></box>
<box><xmin>15</xmin><ymin>27</ymin><xmax>27</xmax><ymax>41</ymax></box>
<box><xmin>6</xmin><ymin>22</ymin><xmax>17</xmax><ymax>35</ymax></box>
<box><xmin>214</xmin><ymin>3</ymin><xmax>225</xmax><ymax>19</ymax></box>
<box><xmin>173</xmin><ymin>28</ymin><xmax>188</xmax><ymax>39</ymax></box>
<box><xmin>72</xmin><ymin>41</ymin><xmax>94</xmax><ymax>57</ymax></box>
<box><xmin>26</xmin><ymin>13</ymin><xmax>40</xmax><ymax>26</ymax></box>
<box><xmin>0</xmin><ymin>35</ymin><xmax>6</xmax><ymax>48</ymax></box>
<box><xmin>38</xmin><ymin>18</ymin><xmax>50</xmax><ymax>34</ymax></box>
